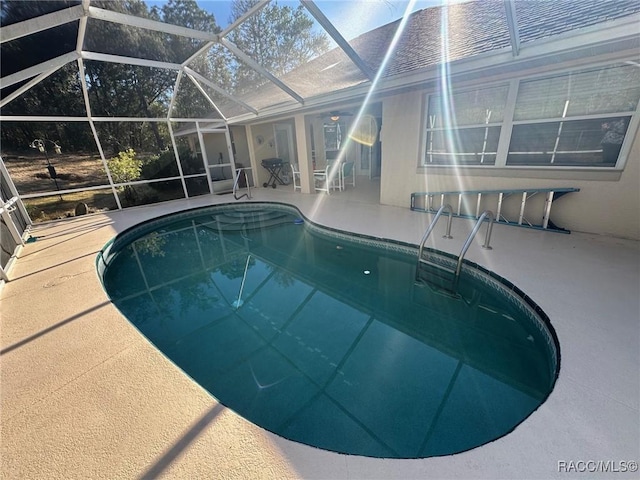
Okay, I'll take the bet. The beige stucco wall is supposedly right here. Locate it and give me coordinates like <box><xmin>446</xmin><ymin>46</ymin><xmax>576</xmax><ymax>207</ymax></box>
<box><xmin>230</xmin><ymin>126</ymin><xmax>250</xmax><ymax>168</ymax></box>
<box><xmin>248</xmin><ymin>123</ymin><xmax>279</xmax><ymax>188</ymax></box>
<box><xmin>380</xmin><ymin>91</ymin><xmax>640</xmax><ymax>239</ymax></box>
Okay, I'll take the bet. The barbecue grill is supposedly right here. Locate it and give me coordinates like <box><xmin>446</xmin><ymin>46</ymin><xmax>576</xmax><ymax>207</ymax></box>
<box><xmin>260</xmin><ymin>158</ymin><xmax>288</xmax><ymax>188</ymax></box>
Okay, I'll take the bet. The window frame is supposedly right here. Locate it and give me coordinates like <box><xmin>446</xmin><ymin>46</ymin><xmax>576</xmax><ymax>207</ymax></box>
<box><xmin>422</xmin><ymin>83</ymin><xmax>510</xmax><ymax>167</ymax></box>
<box><xmin>420</xmin><ymin>60</ymin><xmax>640</xmax><ymax>172</ymax></box>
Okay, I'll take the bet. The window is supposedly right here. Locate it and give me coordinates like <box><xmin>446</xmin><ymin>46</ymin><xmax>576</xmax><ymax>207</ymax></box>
<box><xmin>422</xmin><ymin>62</ymin><xmax>639</xmax><ymax>169</ymax></box>
<box><xmin>324</xmin><ymin>121</ymin><xmax>345</xmax><ymax>151</ymax></box>
<box><xmin>424</xmin><ymin>85</ymin><xmax>508</xmax><ymax>165</ymax></box>
<box><xmin>324</xmin><ymin>120</ymin><xmax>346</xmax><ymax>162</ymax></box>
<box><xmin>507</xmin><ymin>63</ymin><xmax>639</xmax><ymax>167</ymax></box>
<box><xmin>508</xmin><ymin>116</ymin><xmax>630</xmax><ymax>167</ymax></box>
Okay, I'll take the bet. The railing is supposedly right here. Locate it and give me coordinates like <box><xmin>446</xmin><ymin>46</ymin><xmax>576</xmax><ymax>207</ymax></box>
<box><xmin>0</xmin><ymin>197</ymin><xmax>24</xmax><ymax>248</ymax></box>
<box><xmin>1</xmin><ymin>196</ymin><xmax>27</xmax><ymax>282</ymax></box>
<box><xmin>416</xmin><ymin>206</ymin><xmax>495</xmax><ymax>291</ymax></box>
<box><xmin>233</xmin><ymin>168</ymin><xmax>252</xmax><ymax>200</ymax></box>
<box><xmin>454</xmin><ymin>210</ymin><xmax>494</xmax><ymax>278</ymax></box>
<box><xmin>416</xmin><ymin>203</ymin><xmax>454</xmax><ymax>264</ymax></box>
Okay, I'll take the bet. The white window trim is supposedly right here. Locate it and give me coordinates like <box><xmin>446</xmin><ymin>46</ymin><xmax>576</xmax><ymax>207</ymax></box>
<box><xmin>421</xmin><ymin>61</ymin><xmax>640</xmax><ymax>172</ymax></box>
<box><xmin>423</xmin><ymin>82</ymin><xmax>510</xmax><ymax>166</ymax></box>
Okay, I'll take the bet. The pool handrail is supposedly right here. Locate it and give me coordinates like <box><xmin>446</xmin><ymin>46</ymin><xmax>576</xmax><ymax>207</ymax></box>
<box><xmin>233</xmin><ymin>168</ymin><xmax>251</xmax><ymax>200</ymax></box>
<box><xmin>454</xmin><ymin>210</ymin><xmax>495</xmax><ymax>279</ymax></box>
<box><xmin>417</xmin><ymin>203</ymin><xmax>454</xmax><ymax>264</ymax></box>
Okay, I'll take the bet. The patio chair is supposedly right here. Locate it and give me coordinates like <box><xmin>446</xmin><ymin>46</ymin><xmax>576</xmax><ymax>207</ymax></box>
<box><xmin>314</xmin><ymin>166</ymin><xmax>331</xmax><ymax>195</ymax></box>
<box><xmin>291</xmin><ymin>163</ymin><xmax>301</xmax><ymax>192</ymax></box>
<box><xmin>340</xmin><ymin>161</ymin><xmax>355</xmax><ymax>190</ymax></box>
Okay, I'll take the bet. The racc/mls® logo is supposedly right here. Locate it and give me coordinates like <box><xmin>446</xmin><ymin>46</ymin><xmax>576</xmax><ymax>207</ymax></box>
<box><xmin>557</xmin><ymin>460</ymin><xmax>638</xmax><ymax>473</ymax></box>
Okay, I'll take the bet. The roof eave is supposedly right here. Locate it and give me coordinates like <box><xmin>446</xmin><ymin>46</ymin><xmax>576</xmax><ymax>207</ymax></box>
<box><xmin>224</xmin><ymin>13</ymin><xmax>640</xmax><ymax>125</ymax></box>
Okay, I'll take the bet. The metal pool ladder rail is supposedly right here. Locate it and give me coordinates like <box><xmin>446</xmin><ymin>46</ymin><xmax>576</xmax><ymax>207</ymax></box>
<box><xmin>416</xmin><ymin>206</ymin><xmax>495</xmax><ymax>291</ymax></box>
<box><xmin>233</xmin><ymin>168</ymin><xmax>252</xmax><ymax>200</ymax></box>
<box><xmin>454</xmin><ymin>210</ymin><xmax>494</xmax><ymax>278</ymax></box>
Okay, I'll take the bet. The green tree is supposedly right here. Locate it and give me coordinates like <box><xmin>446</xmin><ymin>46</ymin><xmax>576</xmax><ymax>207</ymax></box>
<box><xmin>84</xmin><ymin>1</ymin><xmax>183</xmax><ymax>150</ymax></box>
<box><xmin>228</xmin><ymin>0</ymin><xmax>329</xmax><ymax>94</ymax></box>
<box><xmin>0</xmin><ymin>1</ymin><xmax>87</xmax><ymax>150</ymax></box>
<box><xmin>0</xmin><ymin>0</ymin><xmax>329</xmax><ymax>151</ymax></box>
<box><xmin>1</xmin><ymin>0</ymin><xmax>222</xmax><ymax>150</ymax></box>
<box><xmin>161</xmin><ymin>0</ymin><xmax>232</xmax><ymax>118</ymax></box>
<box><xmin>107</xmin><ymin>148</ymin><xmax>141</xmax><ymax>201</ymax></box>
<box><xmin>107</xmin><ymin>148</ymin><xmax>142</xmax><ymax>183</ymax></box>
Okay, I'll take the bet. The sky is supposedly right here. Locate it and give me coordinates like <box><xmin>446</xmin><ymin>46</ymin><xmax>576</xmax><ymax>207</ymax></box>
<box><xmin>147</xmin><ymin>0</ymin><xmax>455</xmax><ymax>40</ymax></box>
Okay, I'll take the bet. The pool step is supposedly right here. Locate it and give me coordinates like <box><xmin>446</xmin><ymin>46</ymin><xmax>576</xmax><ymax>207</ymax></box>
<box><xmin>197</xmin><ymin>210</ymin><xmax>292</xmax><ymax>232</ymax></box>
<box><xmin>416</xmin><ymin>259</ymin><xmax>456</xmax><ymax>291</ymax></box>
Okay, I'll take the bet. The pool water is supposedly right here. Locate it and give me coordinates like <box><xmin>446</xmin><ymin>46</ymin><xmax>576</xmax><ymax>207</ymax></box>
<box><xmin>99</xmin><ymin>203</ymin><xmax>559</xmax><ymax>459</ymax></box>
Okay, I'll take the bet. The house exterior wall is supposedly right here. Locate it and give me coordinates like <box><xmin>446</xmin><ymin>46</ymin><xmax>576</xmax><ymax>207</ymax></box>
<box><xmin>249</xmin><ymin>123</ymin><xmax>279</xmax><ymax>188</ymax></box>
<box><xmin>380</xmin><ymin>90</ymin><xmax>640</xmax><ymax>239</ymax></box>
<box><xmin>230</xmin><ymin>126</ymin><xmax>250</xmax><ymax>168</ymax></box>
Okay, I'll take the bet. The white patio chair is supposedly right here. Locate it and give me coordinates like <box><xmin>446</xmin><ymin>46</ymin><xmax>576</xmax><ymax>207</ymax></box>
<box><xmin>314</xmin><ymin>166</ymin><xmax>331</xmax><ymax>194</ymax></box>
<box><xmin>340</xmin><ymin>161</ymin><xmax>355</xmax><ymax>190</ymax></box>
<box><xmin>291</xmin><ymin>163</ymin><xmax>301</xmax><ymax>191</ymax></box>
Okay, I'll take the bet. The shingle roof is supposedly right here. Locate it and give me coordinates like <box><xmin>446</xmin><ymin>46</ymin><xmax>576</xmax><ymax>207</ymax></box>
<box><xmin>224</xmin><ymin>0</ymin><xmax>640</xmax><ymax>120</ymax></box>
<box><xmin>349</xmin><ymin>0</ymin><xmax>640</xmax><ymax>78</ymax></box>
<box><xmin>515</xmin><ymin>0</ymin><xmax>640</xmax><ymax>42</ymax></box>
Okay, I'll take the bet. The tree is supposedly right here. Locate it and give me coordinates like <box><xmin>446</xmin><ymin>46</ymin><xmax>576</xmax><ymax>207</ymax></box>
<box><xmin>227</xmin><ymin>0</ymin><xmax>329</xmax><ymax>94</ymax></box>
<box><xmin>164</xmin><ymin>0</ymin><xmax>232</xmax><ymax>118</ymax></box>
<box><xmin>107</xmin><ymin>148</ymin><xmax>141</xmax><ymax>183</ymax></box>
<box><xmin>83</xmin><ymin>0</ymin><xmax>188</xmax><ymax>150</ymax></box>
<box><xmin>0</xmin><ymin>1</ymin><xmax>87</xmax><ymax>149</ymax></box>
<box><xmin>106</xmin><ymin>148</ymin><xmax>141</xmax><ymax>201</ymax></box>
<box><xmin>0</xmin><ymin>0</ymin><xmax>223</xmax><ymax>151</ymax></box>
<box><xmin>0</xmin><ymin>0</ymin><xmax>329</xmax><ymax>151</ymax></box>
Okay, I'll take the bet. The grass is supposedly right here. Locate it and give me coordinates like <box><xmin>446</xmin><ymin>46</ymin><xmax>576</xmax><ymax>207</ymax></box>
<box><xmin>24</xmin><ymin>190</ymin><xmax>118</xmax><ymax>222</ymax></box>
<box><xmin>4</xmin><ymin>150</ymin><xmax>191</xmax><ymax>222</ymax></box>
<box><xmin>23</xmin><ymin>184</ymin><xmax>190</xmax><ymax>222</ymax></box>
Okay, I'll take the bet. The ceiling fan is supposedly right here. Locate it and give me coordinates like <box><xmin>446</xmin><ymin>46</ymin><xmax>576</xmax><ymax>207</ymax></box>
<box><xmin>321</xmin><ymin>110</ymin><xmax>353</xmax><ymax>122</ymax></box>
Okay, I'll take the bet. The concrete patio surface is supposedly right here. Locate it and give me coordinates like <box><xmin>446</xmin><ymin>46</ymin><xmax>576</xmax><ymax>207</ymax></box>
<box><xmin>1</xmin><ymin>187</ymin><xmax>638</xmax><ymax>479</ymax></box>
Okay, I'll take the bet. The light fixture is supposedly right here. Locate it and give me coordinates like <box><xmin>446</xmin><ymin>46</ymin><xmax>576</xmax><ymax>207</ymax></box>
<box><xmin>29</xmin><ymin>138</ymin><xmax>62</xmax><ymax>154</ymax></box>
<box><xmin>29</xmin><ymin>139</ymin><xmax>44</xmax><ymax>153</ymax></box>
<box><xmin>348</xmin><ymin>114</ymin><xmax>379</xmax><ymax>147</ymax></box>
<box><xmin>29</xmin><ymin>138</ymin><xmax>63</xmax><ymax>199</ymax></box>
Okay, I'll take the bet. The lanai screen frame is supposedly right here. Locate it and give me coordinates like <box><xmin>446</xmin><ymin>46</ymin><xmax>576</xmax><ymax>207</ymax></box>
<box><xmin>0</xmin><ymin>0</ymin><xmax>523</xmax><ymax>217</ymax></box>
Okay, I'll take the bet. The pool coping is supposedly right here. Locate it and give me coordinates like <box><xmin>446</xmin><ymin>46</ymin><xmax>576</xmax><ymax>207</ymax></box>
<box><xmin>1</xmin><ymin>190</ymin><xmax>638</xmax><ymax>479</ymax></box>
<box><xmin>98</xmin><ymin>201</ymin><xmax>561</xmax><ymax>459</ymax></box>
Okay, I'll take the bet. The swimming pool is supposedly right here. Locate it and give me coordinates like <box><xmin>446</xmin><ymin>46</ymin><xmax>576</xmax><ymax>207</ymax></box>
<box><xmin>98</xmin><ymin>202</ymin><xmax>559</xmax><ymax>459</ymax></box>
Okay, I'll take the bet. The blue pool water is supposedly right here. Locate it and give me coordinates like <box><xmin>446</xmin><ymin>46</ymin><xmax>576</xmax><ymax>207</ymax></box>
<box><xmin>98</xmin><ymin>203</ymin><xmax>559</xmax><ymax>459</ymax></box>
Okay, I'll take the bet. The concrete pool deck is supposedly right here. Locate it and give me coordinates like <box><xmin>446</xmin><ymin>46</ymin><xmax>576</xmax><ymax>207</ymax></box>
<box><xmin>1</xmin><ymin>188</ymin><xmax>638</xmax><ymax>479</ymax></box>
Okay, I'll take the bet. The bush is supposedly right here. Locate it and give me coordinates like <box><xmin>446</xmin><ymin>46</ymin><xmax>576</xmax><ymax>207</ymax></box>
<box><xmin>107</xmin><ymin>149</ymin><xmax>142</xmax><ymax>184</ymax></box>
<box><xmin>177</xmin><ymin>147</ymin><xmax>203</xmax><ymax>175</ymax></box>
<box><xmin>141</xmin><ymin>146</ymin><xmax>202</xmax><ymax>180</ymax></box>
<box><xmin>141</xmin><ymin>150</ymin><xmax>178</xmax><ymax>180</ymax></box>
<box><xmin>107</xmin><ymin>148</ymin><xmax>141</xmax><ymax>203</ymax></box>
